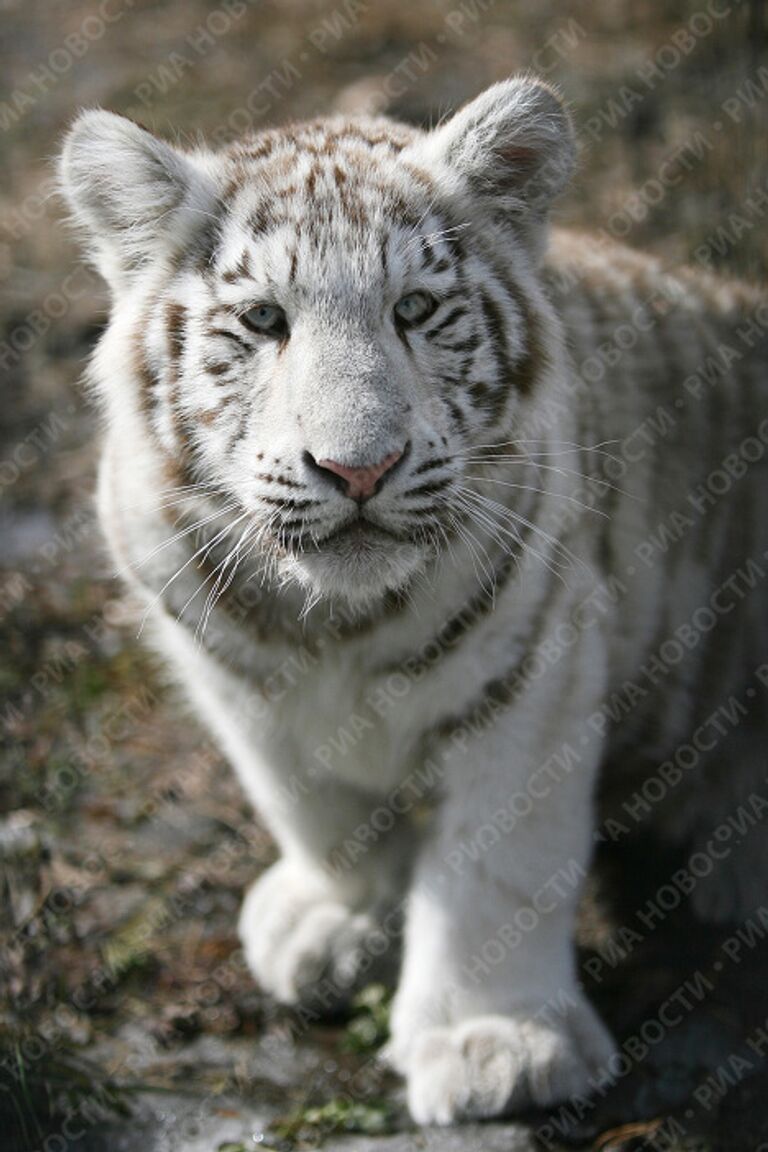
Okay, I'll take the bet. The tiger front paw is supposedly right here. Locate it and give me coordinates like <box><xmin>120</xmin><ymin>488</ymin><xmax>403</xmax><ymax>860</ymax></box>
<box><xmin>239</xmin><ymin>860</ymin><xmax>389</xmax><ymax>1010</ymax></box>
<box><xmin>396</xmin><ymin>1002</ymin><xmax>616</xmax><ymax>1125</ymax></box>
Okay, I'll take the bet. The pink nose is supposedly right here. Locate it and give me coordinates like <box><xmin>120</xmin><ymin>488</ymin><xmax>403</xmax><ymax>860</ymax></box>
<box><xmin>315</xmin><ymin>449</ymin><xmax>403</xmax><ymax>501</ymax></box>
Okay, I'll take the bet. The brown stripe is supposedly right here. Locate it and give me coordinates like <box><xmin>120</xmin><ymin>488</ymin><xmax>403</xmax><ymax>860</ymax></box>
<box><xmin>425</xmin><ymin>305</ymin><xmax>468</xmax><ymax>340</ymax></box>
<box><xmin>195</xmin><ymin>396</ymin><xmax>236</xmax><ymax>424</ymax></box>
<box><xmin>306</xmin><ymin>161</ymin><xmax>320</xmax><ymax>199</ymax></box>
<box><xmin>413</xmin><ymin>455</ymin><xmax>452</xmax><ymax>476</ymax></box>
<box><xmin>259</xmin><ymin>495</ymin><xmax>318</xmax><ymax>510</ymax></box>
<box><xmin>420</xmin><ymin>238</ymin><xmax>438</xmax><ymax>270</ymax></box>
<box><xmin>235</xmin><ymin>135</ymin><xmax>277</xmax><ymax>161</ymax></box>
<box><xmin>247</xmin><ymin>202</ymin><xmax>278</xmax><ymax>235</ymax></box>
<box><xmin>167</xmin><ymin>301</ymin><xmax>186</xmax><ymax>362</ymax></box>
<box><xmin>209</xmin><ymin>327</ymin><xmax>251</xmax><ymax>353</ymax></box>
<box><xmin>205</xmin><ymin>361</ymin><xmax>232</xmax><ymax>377</ymax></box>
<box><xmin>445</xmin><ymin>397</ymin><xmax>467</xmax><ymax>432</ymax></box>
<box><xmin>166</xmin><ymin>301</ymin><xmax>198</xmax><ymax>465</ymax></box>
<box><xmin>478</xmin><ymin>284</ymin><xmax>544</xmax><ymax>423</ymax></box>
<box><xmin>396</xmin><ymin>325</ymin><xmax>414</xmax><ymax>354</ymax></box>
<box><xmin>135</xmin><ymin>341</ymin><xmax>160</xmax><ymax>420</ymax></box>
<box><xmin>479</xmin><ymin>288</ymin><xmax>517</xmax><ymax>418</ymax></box>
<box><xmin>468</xmin><ymin>381</ymin><xmax>490</xmax><ymax>406</ymax></box>
<box><xmin>222</xmin><ymin>249</ymin><xmax>253</xmax><ymax>284</ymax></box>
<box><xmin>378</xmin><ymin>538</ymin><xmax>525</xmax><ymax>681</ymax></box>
<box><xmin>405</xmin><ymin>476</ymin><xmax>453</xmax><ymax>499</ymax></box>
<box><xmin>254</xmin><ymin>472</ymin><xmax>304</xmax><ymax>489</ymax></box>
<box><xmin>434</xmin><ymin>333</ymin><xmax>481</xmax><ymax>354</ymax></box>
<box><xmin>434</xmin><ymin>562</ymin><xmax>557</xmax><ymax>741</ymax></box>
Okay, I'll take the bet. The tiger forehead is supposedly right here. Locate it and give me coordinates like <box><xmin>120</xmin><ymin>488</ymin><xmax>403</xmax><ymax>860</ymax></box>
<box><xmin>222</xmin><ymin>118</ymin><xmax>435</xmax><ymax>225</ymax></box>
<box><xmin>228</xmin><ymin>116</ymin><xmax>419</xmax><ymax>163</ymax></box>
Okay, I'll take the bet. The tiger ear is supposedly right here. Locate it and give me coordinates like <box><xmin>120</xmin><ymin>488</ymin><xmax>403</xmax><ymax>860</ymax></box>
<box><xmin>418</xmin><ymin>77</ymin><xmax>575</xmax><ymax>230</ymax></box>
<box><xmin>59</xmin><ymin>110</ymin><xmax>218</xmax><ymax>288</ymax></box>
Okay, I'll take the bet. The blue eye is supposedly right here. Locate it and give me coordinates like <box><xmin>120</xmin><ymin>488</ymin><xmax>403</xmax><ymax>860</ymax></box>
<box><xmin>240</xmin><ymin>303</ymin><xmax>288</xmax><ymax>337</ymax></box>
<box><xmin>394</xmin><ymin>291</ymin><xmax>436</xmax><ymax>327</ymax></box>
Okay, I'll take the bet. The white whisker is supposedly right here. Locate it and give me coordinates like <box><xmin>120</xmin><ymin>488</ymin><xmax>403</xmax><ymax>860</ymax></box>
<box><xmin>127</xmin><ymin>502</ymin><xmax>239</xmax><ymax>573</ymax></box>
<box><xmin>137</xmin><ymin>511</ymin><xmax>249</xmax><ymax>637</ymax></box>
<box><xmin>462</xmin><ymin>474</ymin><xmax>609</xmax><ymax>517</ymax></box>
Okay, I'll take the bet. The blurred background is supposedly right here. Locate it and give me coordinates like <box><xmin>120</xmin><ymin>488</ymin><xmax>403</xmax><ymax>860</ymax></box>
<box><xmin>1</xmin><ymin>2</ymin><xmax>767</xmax><ymax>1150</ymax></box>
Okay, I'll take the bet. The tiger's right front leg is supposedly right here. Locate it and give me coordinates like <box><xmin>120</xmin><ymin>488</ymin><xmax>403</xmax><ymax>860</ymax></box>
<box><xmin>154</xmin><ymin>613</ymin><xmax>413</xmax><ymax>1010</ymax></box>
<box><xmin>235</xmin><ymin>761</ymin><xmax>413</xmax><ymax>1011</ymax></box>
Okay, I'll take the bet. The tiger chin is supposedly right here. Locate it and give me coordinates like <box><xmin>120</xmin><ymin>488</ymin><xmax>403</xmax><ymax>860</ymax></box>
<box><xmin>59</xmin><ymin>77</ymin><xmax>768</xmax><ymax>1125</ymax></box>
<box><xmin>286</xmin><ymin>518</ymin><xmax>429</xmax><ymax>611</ymax></box>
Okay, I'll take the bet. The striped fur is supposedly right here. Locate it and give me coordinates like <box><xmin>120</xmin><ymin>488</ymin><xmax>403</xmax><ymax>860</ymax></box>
<box><xmin>60</xmin><ymin>79</ymin><xmax>768</xmax><ymax>1125</ymax></box>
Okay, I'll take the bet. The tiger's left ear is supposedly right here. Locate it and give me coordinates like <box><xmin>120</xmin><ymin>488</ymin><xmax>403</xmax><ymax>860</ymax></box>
<box><xmin>415</xmin><ymin>77</ymin><xmax>575</xmax><ymax>237</ymax></box>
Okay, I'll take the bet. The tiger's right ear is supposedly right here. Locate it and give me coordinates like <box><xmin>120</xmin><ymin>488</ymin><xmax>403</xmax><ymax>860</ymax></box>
<box><xmin>412</xmin><ymin>78</ymin><xmax>575</xmax><ymax>260</ymax></box>
<box><xmin>59</xmin><ymin>110</ymin><xmax>219</xmax><ymax>289</ymax></box>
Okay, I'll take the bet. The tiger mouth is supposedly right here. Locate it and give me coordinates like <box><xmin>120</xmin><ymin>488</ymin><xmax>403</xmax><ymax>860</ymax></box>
<box><xmin>281</xmin><ymin>515</ymin><xmax>409</xmax><ymax>554</ymax></box>
<box><xmin>327</xmin><ymin>517</ymin><xmax>400</xmax><ymax>542</ymax></box>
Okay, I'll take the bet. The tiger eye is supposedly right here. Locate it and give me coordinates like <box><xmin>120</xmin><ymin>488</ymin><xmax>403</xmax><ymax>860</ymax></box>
<box><xmin>394</xmin><ymin>292</ymin><xmax>438</xmax><ymax>328</ymax></box>
<box><xmin>240</xmin><ymin>303</ymin><xmax>289</xmax><ymax>338</ymax></box>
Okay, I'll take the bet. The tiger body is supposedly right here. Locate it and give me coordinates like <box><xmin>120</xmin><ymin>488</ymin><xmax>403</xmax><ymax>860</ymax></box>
<box><xmin>61</xmin><ymin>80</ymin><xmax>768</xmax><ymax>1125</ymax></box>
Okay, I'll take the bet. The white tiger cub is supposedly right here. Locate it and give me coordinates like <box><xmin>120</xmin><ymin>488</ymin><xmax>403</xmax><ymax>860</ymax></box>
<box><xmin>60</xmin><ymin>78</ymin><xmax>768</xmax><ymax>1124</ymax></box>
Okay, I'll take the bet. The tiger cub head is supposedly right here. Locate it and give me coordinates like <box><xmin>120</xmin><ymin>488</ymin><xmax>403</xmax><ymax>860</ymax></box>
<box><xmin>60</xmin><ymin>78</ymin><xmax>574</xmax><ymax>608</ymax></box>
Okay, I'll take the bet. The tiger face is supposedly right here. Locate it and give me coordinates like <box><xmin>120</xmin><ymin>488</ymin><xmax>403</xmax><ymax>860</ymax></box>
<box><xmin>61</xmin><ymin>80</ymin><xmax>574</xmax><ymax>607</ymax></box>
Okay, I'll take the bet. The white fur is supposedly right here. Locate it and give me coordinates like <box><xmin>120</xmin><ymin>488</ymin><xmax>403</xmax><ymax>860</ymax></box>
<box><xmin>59</xmin><ymin>78</ymin><xmax>768</xmax><ymax>1125</ymax></box>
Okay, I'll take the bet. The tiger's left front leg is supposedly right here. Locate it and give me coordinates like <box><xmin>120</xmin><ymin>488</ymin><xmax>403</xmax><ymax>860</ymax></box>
<box><xmin>388</xmin><ymin>625</ymin><xmax>616</xmax><ymax>1125</ymax></box>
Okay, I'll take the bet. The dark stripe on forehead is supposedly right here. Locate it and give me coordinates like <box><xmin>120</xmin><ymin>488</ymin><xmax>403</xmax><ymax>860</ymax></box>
<box><xmin>270</xmin><ymin>127</ymin><xmax>414</xmax><ymax>155</ymax></box>
<box><xmin>399</xmin><ymin>161</ymin><xmax>438</xmax><ymax>195</ymax></box>
<box><xmin>387</xmin><ymin>201</ymin><xmax>426</xmax><ymax>232</ymax></box>
<box><xmin>336</xmin><ymin>179</ymin><xmax>371</xmax><ymax>230</ymax></box>
<box><xmin>305</xmin><ymin>162</ymin><xmax>319</xmax><ymax>199</ymax></box>
<box><xmin>229</xmin><ymin>132</ymin><xmax>279</xmax><ymax>162</ymax></box>
<box><xmin>246</xmin><ymin>199</ymin><xmax>289</xmax><ymax>236</ymax></box>
<box><xmin>304</xmin><ymin>122</ymin><xmax>416</xmax><ymax>152</ymax></box>
<box><xmin>221</xmin><ymin>250</ymin><xmax>252</xmax><ymax>284</ymax></box>
<box><xmin>442</xmin><ymin>225</ymin><xmax>468</xmax><ymax>265</ymax></box>
<box><xmin>420</xmin><ymin>238</ymin><xmax>439</xmax><ymax>269</ymax></box>
<box><xmin>380</xmin><ymin>233</ymin><xmax>389</xmax><ymax>276</ymax></box>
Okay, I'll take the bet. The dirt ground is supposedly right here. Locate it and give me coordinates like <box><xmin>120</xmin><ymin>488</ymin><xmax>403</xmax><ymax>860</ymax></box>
<box><xmin>2</xmin><ymin>2</ymin><xmax>768</xmax><ymax>1150</ymax></box>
